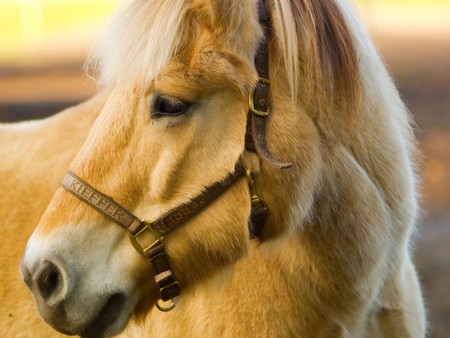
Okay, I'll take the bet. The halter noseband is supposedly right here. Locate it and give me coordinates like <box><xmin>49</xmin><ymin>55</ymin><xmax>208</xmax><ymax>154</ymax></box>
<box><xmin>61</xmin><ymin>0</ymin><xmax>291</xmax><ymax>312</ymax></box>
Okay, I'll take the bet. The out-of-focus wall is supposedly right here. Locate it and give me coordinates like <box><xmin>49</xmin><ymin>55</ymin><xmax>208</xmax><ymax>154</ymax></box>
<box><xmin>0</xmin><ymin>0</ymin><xmax>119</xmax><ymax>117</ymax></box>
<box><xmin>0</xmin><ymin>0</ymin><xmax>119</xmax><ymax>66</ymax></box>
<box><xmin>1</xmin><ymin>0</ymin><xmax>449</xmax><ymax>103</ymax></box>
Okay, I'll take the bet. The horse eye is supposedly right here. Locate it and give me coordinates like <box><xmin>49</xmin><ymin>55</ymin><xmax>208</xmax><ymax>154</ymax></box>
<box><xmin>152</xmin><ymin>97</ymin><xmax>190</xmax><ymax>118</ymax></box>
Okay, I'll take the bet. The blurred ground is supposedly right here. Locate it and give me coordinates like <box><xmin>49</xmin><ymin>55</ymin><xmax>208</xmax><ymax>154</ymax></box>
<box><xmin>0</xmin><ymin>2</ymin><xmax>449</xmax><ymax>337</ymax></box>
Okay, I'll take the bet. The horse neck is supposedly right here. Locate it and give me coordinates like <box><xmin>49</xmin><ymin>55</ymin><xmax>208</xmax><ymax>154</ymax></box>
<box><xmin>256</xmin><ymin>2</ymin><xmax>416</xmax><ymax>240</ymax></box>
<box><xmin>252</xmin><ymin>75</ymin><xmax>322</xmax><ymax>237</ymax></box>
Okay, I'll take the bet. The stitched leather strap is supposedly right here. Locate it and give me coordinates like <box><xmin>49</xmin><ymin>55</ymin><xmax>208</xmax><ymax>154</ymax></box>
<box><xmin>62</xmin><ymin>163</ymin><xmax>246</xmax><ymax>240</ymax></box>
<box><xmin>246</xmin><ymin>0</ymin><xmax>293</xmax><ymax>169</ymax></box>
<box><xmin>255</xmin><ymin>0</ymin><xmax>270</xmax><ymax>80</ymax></box>
<box><xmin>251</xmin><ymin>114</ymin><xmax>292</xmax><ymax>169</ymax></box>
<box><xmin>149</xmin><ymin>162</ymin><xmax>246</xmax><ymax>237</ymax></box>
<box><xmin>248</xmin><ymin>199</ymin><xmax>266</xmax><ymax>239</ymax></box>
<box><xmin>62</xmin><ymin>162</ymin><xmax>247</xmax><ymax>304</ymax></box>
<box><xmin>147</xmin><ymin>244</ymin><xmax>181</xmax><ymax>302</ymax></box>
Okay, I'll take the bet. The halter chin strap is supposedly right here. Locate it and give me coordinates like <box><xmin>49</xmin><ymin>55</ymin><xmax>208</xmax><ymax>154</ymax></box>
<box><xmin>62</xmin><ymin>162</ymin><xmax>264</xmax><ymax>310</ymax></box>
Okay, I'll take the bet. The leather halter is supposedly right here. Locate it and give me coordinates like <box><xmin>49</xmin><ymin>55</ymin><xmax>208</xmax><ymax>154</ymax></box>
<box><xmin>61</xmin><ymin>0</ymin><xmax>291</xmax><ymax>312</ymax></box>
<box><xmin>62</xmin><ymin>163</ymin><xmax>249</xmax><ymax>311</ymax></box>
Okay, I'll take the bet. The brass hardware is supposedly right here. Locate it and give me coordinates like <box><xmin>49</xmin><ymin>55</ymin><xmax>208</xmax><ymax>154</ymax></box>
<box><xmin>246</xmin><ymin>170</ymin><xmax>263</xmax><ymax>204</ymax></box>
<box><xmin>249</xmin><ymin>78</ymin><xmax>270</xmax><ymax>116</ymax></box>
<box><xmin>156</xmin><ymin>299</ymin><xmax>176</xmax><ymax>312</ymax></box>
<box><xmin>129</xmin><ymin>220</ymin><xmax>164</xmax><ymax>256</ymax></box>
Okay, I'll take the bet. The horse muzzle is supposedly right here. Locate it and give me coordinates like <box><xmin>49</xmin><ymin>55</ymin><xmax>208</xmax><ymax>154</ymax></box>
<box><xmin>20</xmin><ymin>252</ymin><xmax>133</xmax><ymax>338</ymax></box>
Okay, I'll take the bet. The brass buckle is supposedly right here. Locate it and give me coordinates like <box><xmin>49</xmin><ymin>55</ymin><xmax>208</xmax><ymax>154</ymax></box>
<box><xmin>246</xmin><ymin>169</ymin><xmax>263</xmax><ymax>205</ymax></box>
<box><xmin>249</xmin><ymin>78</ymin><xmax>270</xmax><ymax>117</ymax></box>
<box><xmin>129</xmin><ymin>220</ymin><xmax>164</xmax><ymax>256</ymax></box>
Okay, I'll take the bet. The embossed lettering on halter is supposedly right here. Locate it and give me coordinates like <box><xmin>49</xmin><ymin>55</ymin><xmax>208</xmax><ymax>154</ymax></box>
<box><xmin>66</xmin><ymin>177</ymin><xmax>129</xmax><ymax>223</ymax></box>
<box><xmin>62</xmin><ymin>172</ymin><xmax>143</xmax><ymax>234</ymax></box>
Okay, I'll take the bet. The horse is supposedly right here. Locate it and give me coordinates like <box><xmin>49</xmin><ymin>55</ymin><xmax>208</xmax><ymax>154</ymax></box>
<box><xmin>19</xmin><ymin>0</ymin><xmax>425</xmax><ymax>337</ymax></box>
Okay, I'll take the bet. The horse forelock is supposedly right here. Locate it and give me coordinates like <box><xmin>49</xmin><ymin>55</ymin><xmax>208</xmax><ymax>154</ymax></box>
<box><xmin>86</xmin><ymin>0</ymin><xmax>193</xmax><ymax>89</ymax></box>
<box><xmin>88</xmin><ymin>0</ymin><xmax>361</xmax><ymax>116</ymax></box>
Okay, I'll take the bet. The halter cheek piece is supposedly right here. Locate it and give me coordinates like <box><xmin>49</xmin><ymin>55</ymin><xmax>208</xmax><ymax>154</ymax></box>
<box><xmin>246</xmin><ymin>0</ymin><xmax>292</xmax><ymax>169</ymax></box>
<box><xmin>61</xmin><ymin>0</ymin><xmax>291</xmax><ymax>312</ymax></box>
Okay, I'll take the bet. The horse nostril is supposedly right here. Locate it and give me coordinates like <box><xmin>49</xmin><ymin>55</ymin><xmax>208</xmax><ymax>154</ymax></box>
<box><xmin>21</xmin><ymin>257</ymin><xmax>73</xmax><ymax>309</ymax></box>
<box><xmin>37</xmin><ymin>262</ymin><xmax>64</xmax><ymax>302</ymax></box>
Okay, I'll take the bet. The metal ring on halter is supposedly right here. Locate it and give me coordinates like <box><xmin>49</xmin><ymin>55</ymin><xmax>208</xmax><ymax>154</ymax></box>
<box><xmin>156</xmin><ymin>298</ymin><xmax>177</xmax><ymax>312</ymax></box>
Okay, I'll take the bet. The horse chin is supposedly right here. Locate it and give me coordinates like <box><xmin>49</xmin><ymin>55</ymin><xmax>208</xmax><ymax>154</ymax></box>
<box><xmin>78</xmin><ymin>293</ymin><xmax>130</xmax><ymax>338</ymax></box>
<box><xmin>42</xmin><ymin>292</ymin><xmax>135</xmax><ymax>338</ymax></box>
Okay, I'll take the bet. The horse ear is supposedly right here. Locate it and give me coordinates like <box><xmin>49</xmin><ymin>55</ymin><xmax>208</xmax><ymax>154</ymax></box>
<box><xmin>213</xmin><ymin>0</ymin><xmax>257</xmax><ymax>29</ymax></box>
<box><xmin>192</xmin><ymin>0</ymin><xmax>258</xmax><ymax>33</ymax></box>
<box><xmin>190</xmin><ymin>0</ymin><xmax>215</xmax><ymax>28</ymax></box>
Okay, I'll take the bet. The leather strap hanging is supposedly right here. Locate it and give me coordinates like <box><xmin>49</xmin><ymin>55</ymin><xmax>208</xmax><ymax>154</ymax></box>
<box><xmin>246</xmin><ymin>0</ymin><xmax>293</xmax><ymax>169</ymax></box>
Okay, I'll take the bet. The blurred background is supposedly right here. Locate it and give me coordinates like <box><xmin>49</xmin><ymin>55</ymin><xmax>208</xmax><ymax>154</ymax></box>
<box><xmin>0</xmin><ymin>0</ymin><xmax>119</xmax><ymax>118</ymax></box>
<box><xmin>0</xmin><ymin>0</ymin><xmax>448</xmax><ymax>337</ymax></box>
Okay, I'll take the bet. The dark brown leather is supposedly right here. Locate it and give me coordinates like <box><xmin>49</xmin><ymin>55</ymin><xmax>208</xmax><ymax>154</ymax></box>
<box><xmin>251</xmin><ymin>114</ymin><xmax>292</xmax><ymax>169</ymax></box>
<box><xmin>245</xmin><ymin>113</ymin><xmax>256</xmax><ymax>152</ymax></box>
<box><xmin>255</xmin><ymin>0</ymin><xmax>270</xmax><ymax>80</ymax></box>
<box><xmin>245</xmin><ymin>0</ymin><xmax>293</xmax><ymax>169</ymax></box>
<box><xmin>62</xmin><ymin>163</ymin><xmax>246</xmax><ymax>239</ymax></box>
<box><xmin>252</xmin><ymin>81</ymin><xmax>270</xmax><ymax>113</ymax></box>
<box><xmin>150</xmin><ymin>162</ymin><xmax>246</xmax><ymax>237</ymax></box>
<box><xmin>249</xmin><ymin>198</ymin><xmax>267</xmax><ymax>239</ymax></box>
<box><xmin>147</xmin><ymin>244</ymin><xmax>181</xmax><ymax>301</ymax></box>
<box><xmin>62</xmin><ymin>162</ymin><xmax>247</xmax><ymax>305</ymax></box>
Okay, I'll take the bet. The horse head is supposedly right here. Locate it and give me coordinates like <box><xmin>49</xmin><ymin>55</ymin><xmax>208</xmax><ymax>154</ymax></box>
<box><xmin>21</xmin><ymin>1</ymin><xmax>271</xmax><ymax>336</ymax></box>
<box><xmin>21</xmin><ymin>0</ymin><xmax>368</xmax><ymax>337</ymax></box>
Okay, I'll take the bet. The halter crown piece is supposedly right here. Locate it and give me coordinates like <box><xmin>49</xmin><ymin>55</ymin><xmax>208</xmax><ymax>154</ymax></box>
<box><xmin>61</xmin><ymin>0</ymin><xmax>291</xmax><ymax>312</ymax></box>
